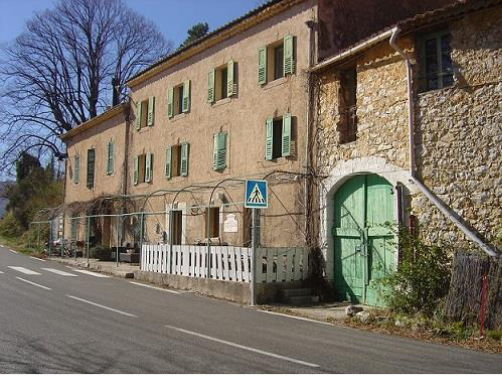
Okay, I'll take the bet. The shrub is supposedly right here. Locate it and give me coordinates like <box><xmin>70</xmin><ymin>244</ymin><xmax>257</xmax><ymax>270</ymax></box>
<box><xmin>378</xmin><ymin>227</ymin><xmax>452</xmax><ymax>316</ymax></box>
<box><xmin>0</xmin><ymin>212</ymin><xmax>24</xmax><ymax>238</ymax></box>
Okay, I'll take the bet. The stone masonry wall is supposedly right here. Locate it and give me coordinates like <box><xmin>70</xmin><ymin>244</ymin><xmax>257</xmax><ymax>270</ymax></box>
<box><xmin>316</xmin><ymin>38</ymin><xmax>412</xmax><ymax>178</ymax></box>
<box><xmin>316</xmin><ymin>6</ymin><xmax>501</xmax><ymax>259</ymax></box>
<box><xmin>413</xmin><ymin>7</ymin><xmax>502</xmax><ymax>250</ymax></box>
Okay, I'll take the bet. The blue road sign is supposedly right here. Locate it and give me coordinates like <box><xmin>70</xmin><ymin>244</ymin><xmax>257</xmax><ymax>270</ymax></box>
<box><xmin>244</xmin><ymin>180</ymin><xmax>268</xmax><ymax>209</ymax></box>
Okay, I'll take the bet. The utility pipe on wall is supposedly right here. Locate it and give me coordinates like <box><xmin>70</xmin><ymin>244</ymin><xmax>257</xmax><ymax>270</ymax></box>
<box><xmin>389</xmin><ymin>28</ymin><xmax>497</xmax><ymax>258</ymax></box>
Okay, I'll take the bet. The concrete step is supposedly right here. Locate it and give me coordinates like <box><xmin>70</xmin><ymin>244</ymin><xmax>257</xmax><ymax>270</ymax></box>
<box><xmin>286</xmin><ymin>295</ymin><xmax>320</xmax><ymax>306</ymax></box>
<box><xmin>281</xmin><ymin>288</ymin><xmax>313</xmax><ymax>298</ymax></box>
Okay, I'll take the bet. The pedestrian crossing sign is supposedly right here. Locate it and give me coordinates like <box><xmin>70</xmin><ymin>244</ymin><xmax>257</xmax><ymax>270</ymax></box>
<box><xmin>245</xmin><ymin>180</ymin><xmax>268</xmax><ymax>209</ymax></box>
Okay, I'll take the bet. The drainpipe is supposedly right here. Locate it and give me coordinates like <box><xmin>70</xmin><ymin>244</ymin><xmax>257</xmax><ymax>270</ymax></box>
<box><xmin>389</xmin><ymin>28</ymin><xmax>497</xmax><ymax>258</ymax></box>
<box><xmin>305</xmin><ymin>16</ymin><xmax>316</xmax><ymax>246</ymax></box>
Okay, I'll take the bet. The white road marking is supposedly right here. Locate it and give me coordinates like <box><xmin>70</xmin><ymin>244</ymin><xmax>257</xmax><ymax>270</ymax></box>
<box><xmin>16</xmin><ymin>277</ymin><xmax>52</xmax><ymax>290</ymax></box>
<box><xmin>8</xmin><ymin>266</ymin><xmax>41</xmax><ymax>275</ymax></box>
<box><xmin>71</xmin><ymin>269</ymin><xmax>109</xmax><ymax>278</ymax></box>
<box><xmin>42</xmin><ymin>268</ymin><xmax>77</xmax><ymax>276</ymax></box>
<box><xmin>66</xmin><ymin>295</ymin><xmax>137</xmax><ymax>318</ymax></box>
<box><xmin>129</xmin><ymin>281</ymin><xmax>180</xmax><ymax>294</ymax></box>
<box><xmin>9</xmin><ymin>249</ymin><xmax>17</xmax><ymax>254</ymax></box>
<box><xmin>164</xmin><ymin>325</ymin><xmax>320</xmax><ymax>368</ymax></box>
<box><xmin>258</xmin><ymin>309</ymin><xmax>333</xmax><ymax>326</ymax></box>
<box><xmin>30</xmin><ymin>256</ymin><xmax>46</xmax><ymax>262</ymax></box>
<box><xmin>0</xmin><ymin>271</ymin><xmax>4</xmax><ymax>274</ymax></box>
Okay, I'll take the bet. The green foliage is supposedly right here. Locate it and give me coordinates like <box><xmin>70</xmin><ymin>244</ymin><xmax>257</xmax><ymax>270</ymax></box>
<box><xmin>378</xmin><ymin>227</ymin><xmax>452</xmax><ymax>316</ymax></box>
<box><xmin>0</xmin><ymin>212</ymin><xmax>23</xmax><ymax>238</ymax></box>
<box><xmin>486</xmin><ymin>329</ymin><xmax>502</xmax><ymax>342</ymax></box>
<box><xmin>179</xmin><ymin>22</ymin><xmax>209</xmax><ymax>49</ymax></box>
<box><xmin>0</xmin><ymin>152</ymin><xmax>63</xmax><ymax>238</ymax></box>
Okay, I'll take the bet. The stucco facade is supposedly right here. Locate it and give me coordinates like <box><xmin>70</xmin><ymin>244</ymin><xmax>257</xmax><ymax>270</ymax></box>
<box><xmin>315</xmin><ymin>3</ymin><xmax>501</xmax><ymax>285</ymax></box>
<box><xmin>62</xmin><ymin>0</ymin><xmax>318</xmax><ymax>249</ymax></box>
<box><xmin>125</xmin><ymin>0</ymin><xmax>317</xmax><ymax>248</ymax></box>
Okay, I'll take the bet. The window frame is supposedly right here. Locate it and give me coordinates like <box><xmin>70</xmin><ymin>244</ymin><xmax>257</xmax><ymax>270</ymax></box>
<box><xmin>418</xmin><ymin>29</ymin><xmax>454</xmax><ymax>92</ymax></box>
<box><xmin>337</xmin><ymin>66</ymin><xmax>358</xmax><ymax>144</ymax></box>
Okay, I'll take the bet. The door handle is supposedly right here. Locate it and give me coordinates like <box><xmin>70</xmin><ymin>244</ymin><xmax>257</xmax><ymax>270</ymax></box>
<box><xmin>355</xmin><ymin>245</ymin><xmax>361</xmax><ymax>253</ymax></box>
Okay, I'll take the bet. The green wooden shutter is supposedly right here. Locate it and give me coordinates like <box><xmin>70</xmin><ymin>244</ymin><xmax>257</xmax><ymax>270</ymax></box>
<box><xmin>284</xmin><ymin>35</ymin><xmax>294</xmax><ymax>75</ymax></box>
<box><xmin>167</xmin><ymin>87</ymin><xmax>174</xmax><ymax>118</ymax></box>
<box><xmin>213</xmin><ymin>133</ymin><xmax>227</xmax><ymax>171</ymax></box>
<box><xmin>265</xmin><ymin>118</ymin><xmax>273</xmax><ymax>160</ymax></box>
<box><xmin>207</xmin><ymin>69</ymin><xmax>215</xmax><ymax>103</ymax></box>
<box><xmin>145</xmin><ymin>153</ymin><xmax>152</xmax><ymax>183</ymax></box>
<box><xmin>258</xmin><ymin>47</ymin><xmax>267</xmax><ymax>85</ymax></box>
<box><xmin>282</xmin><ymin>113</ymin><xmax>292</xmax><ymax>157</ymax></box>
<box><xmin>227</xmin><ymin>60</ymin><xmax>235</xmax><ymax>96</ymax></box>
<box><xmin>182</xmin><ymin>80</ymin><xmax>190</xmax><ymax>113</ymax></box>
<box><xmin>133</xmin><ymin>156</ymin><xmax>139</xmax><ymax>185</ymax></box>
<box><xmin>147</xmin><ymin>96</ymin><xmax>155</xmax><ymax>126</ymax></box>
<box><xmin>86</xmin><ymin>149</ymin><xmax>95</xmax><ymax>188</ymax></box>
<box><xmin>74</xmin><ymin>155</ymin><xmax>80</xmax><ymax>184</ymax></box>
<box><xmin>165</xmin><ymin>147</ymin><xmax>172</xmax><ymax>179</ymax></box>
<box><xmin>107</xmin><ymin>141</ymin><xmax>114</xmax><ymax>175</ymax></box>
<box><xmin>180</xmin><ymin>143</ymin><xmax>189</xmax><ymax>177</ymax></box>
<box><xmin>135</xmin><ymin>102</ymin><xmax>142</xmax><ymax>130</ymax></box>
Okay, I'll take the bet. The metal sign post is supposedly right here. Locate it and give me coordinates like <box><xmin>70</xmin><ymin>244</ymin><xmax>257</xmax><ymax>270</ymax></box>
<box><xmin>245</xmin><ymin>180</ymin><xmax>268</xmax><ymax>306</ymax></box>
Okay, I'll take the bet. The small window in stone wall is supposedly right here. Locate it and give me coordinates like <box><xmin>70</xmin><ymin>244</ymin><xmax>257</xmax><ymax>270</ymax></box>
<box><xmin>337</xmin><ymin>67</ymin><xmax>357</xmax><ymax>144</ymax></box>
<box><xmin>418</xmin><ymin>29</ymin><xmax>453</xmax><ymax>92</ymax></box>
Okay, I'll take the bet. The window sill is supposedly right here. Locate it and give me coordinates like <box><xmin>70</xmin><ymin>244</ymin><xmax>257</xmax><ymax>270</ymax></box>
<box><xmin>262</xmin><ymin>76</ymin><xmax>288</xmax><ymax>90</ymax></box>
<box><xmin>212</xmin><ymin>97</ymin><xmax>232</xmax><ymax>107</ymax></box>
<box><xmin>170</xmin><ymin>113</ymin><xmax>188</xmax><ymax>122</ymax></box>
<box><xmin>137</xmin><ymin>126</ymin><xmax>152</xmax><ymax>133</ymax></box>
<box><xmin>417</xmin><ymin>82</ymin><xmax>456</xmax><ymax>96</ymax></box>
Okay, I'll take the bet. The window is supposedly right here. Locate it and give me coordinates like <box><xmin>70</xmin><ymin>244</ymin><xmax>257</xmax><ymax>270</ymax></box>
<box><xmin>133</xmin><ymin>153</ymin><xmax>153</xmax><ymax>185</ymax></box>
<box><xmin>106</xmin><ymin>141</ymin><xmax>114</xmax><ymax>175</ymax></box>
<box><xmin>265</xmin><ymin>113</ymin><xmax>292</xmax><ymax>160</ymax></box>
<box><xmin>167</xmin><ymin>81</ymin><xmax>190</xmax><ymax>117</ymax></box>
<box><xmin>165</xmin><ymin>143</ymin><xmax>189</xmax><ymax>179</ymax></box>
<box><xmin>86</xmin><ymin>148</ymin><xmax>95</xmax><ymax>189</ymax></box>
<box><xmin>418</xmin><ymin>30</ymin><xmax>453</xmax><ymax>92</ymax></box>
<box><xmin>213</xmin><ymin>132</ymin><xmax>227</xmax><ymax>171</ymax></box>
<box><xmin>205</xmin><ymin>207</ymin><xmax>220</xmax><ymax>239</ymax></box>
<box><xmin>135</xmin><ymin>96</ymin><xmax>155</xmax><ymax>130</ymax></box>
<box><xmin>273</xmin><ymin>44</ymin><xmax>284</xmax><ymax>80</ymax></box>
<box><xmin>337</xmin><ymin>67</ymin><xmax>357</xmax><ymax>144</ymax></box>
<box><xmin>208</xmin><ymin>61</ymin><xmax>236</xmax><ymax>103</ymax></box>
<box><xmin>258</xmin><ymin>35</ymin><xmax>295</xmax><ymax>85</ymax></box>
<box><xmin>73</xmin><ymin>154</ymin><xmax>80</xmax><ymax>184</ymax></box>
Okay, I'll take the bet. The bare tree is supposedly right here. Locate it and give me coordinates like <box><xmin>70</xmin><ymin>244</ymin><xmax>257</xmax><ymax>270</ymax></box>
<box><xmin>0</xmin><ymin>0</ymin><xmax>172</xmax><ymax>171</ymax></box>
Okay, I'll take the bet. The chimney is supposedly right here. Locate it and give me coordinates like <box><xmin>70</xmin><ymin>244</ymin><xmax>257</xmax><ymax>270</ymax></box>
<box><xmin>112</xmin><ymin>76</ymin><xmax>120</xmax><ymax>106</ymax></box>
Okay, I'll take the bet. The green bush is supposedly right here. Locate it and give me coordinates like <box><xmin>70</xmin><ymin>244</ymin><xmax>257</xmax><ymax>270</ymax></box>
<box><xmin>0</xmin><ymin>212</ymin><xmax>24</xmax><ymax>238</ymax></box>
<box><xmin>378</xmin><ymin>227</ymin><xmax>452</xmax><ymax>316</ymax></box>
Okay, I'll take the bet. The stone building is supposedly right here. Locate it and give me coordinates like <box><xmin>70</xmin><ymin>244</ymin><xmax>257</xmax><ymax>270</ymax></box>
<box><xmin>311</xmin><ymin>0</ymin><xmax>501</xmax><ymax>305</ymax></box>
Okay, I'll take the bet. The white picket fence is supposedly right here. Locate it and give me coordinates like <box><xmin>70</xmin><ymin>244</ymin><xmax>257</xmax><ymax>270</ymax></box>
<box><xmin>141</xmin><ymin>244</ymin><xmax>309</xmax><ymax>283</ymax></box>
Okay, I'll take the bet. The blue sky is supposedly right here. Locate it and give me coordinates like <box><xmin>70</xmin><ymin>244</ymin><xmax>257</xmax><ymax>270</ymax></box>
<box><xmin>0</xmin><ymin>0</ymin><xmax>262</xmax><ymax>179</ymax></box>
<box><xmin>0</xmin><ymin>0</ymin><xmax>261</xmax><ymax>47</ymax></box>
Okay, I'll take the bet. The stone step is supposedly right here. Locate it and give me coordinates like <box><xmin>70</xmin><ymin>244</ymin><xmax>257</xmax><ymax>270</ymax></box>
<box><xmin>281</xmin><ymin>288</ymin><xmax>313</xmax><ymax>298</ymax></box>
<box><xmin>286</xmin><ymin>295</ymin><xmax>320</xmax><ymax>306</ymax></box>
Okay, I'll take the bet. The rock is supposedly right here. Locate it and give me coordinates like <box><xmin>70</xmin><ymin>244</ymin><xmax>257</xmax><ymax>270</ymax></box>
<box><xmin>355</xmin><ymin>311</ymin><xmax>371</xmax><ymax>324</ymax></box>
<box><xmin>395</xmin><ymin>319</ymin><xmax>406</xmax><ymax>328</ymax></box>
<box><xmin>345</xmin><ymin>305</ymin><xmax>363</xmax><ymax>317</ymax></box>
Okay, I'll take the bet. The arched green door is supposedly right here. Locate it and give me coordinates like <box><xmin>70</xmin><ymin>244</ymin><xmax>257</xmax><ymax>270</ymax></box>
<box><xmin>332</xmin><ymin>174</ymin><xmax>395</xmax><ymax>306</ymax></box>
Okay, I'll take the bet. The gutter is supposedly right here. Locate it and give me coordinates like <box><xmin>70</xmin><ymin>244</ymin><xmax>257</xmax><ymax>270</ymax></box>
<box><xmin>310</xmin><ymin>27</ymin><xmax>398</xmax><ymax>72</ymax></box>
<box><xmin>388</xmin><ymin>28</ymin><xmax>497</xmax><ymax>257</ymax></box>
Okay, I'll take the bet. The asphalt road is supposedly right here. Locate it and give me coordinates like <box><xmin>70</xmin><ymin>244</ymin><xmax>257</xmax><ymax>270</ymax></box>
<box><xmin>0</xmin><ymin>246</ymin><xmax>501</xmax><ymax>373</ymax></box>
